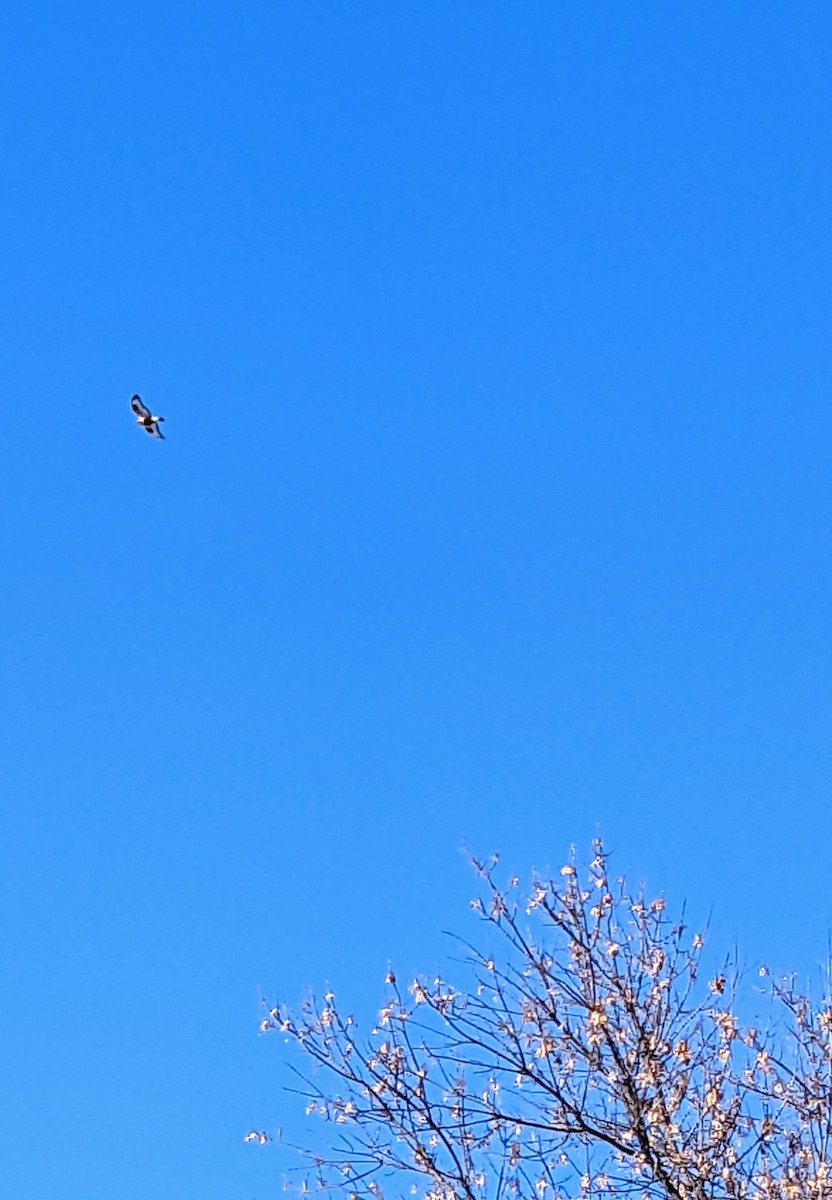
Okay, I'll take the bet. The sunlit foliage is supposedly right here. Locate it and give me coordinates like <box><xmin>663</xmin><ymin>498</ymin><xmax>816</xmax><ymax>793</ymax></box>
<box><xmin>257</xmin><ymin>842</ymin><xmax>832</xmax><ymax>1200</ymax></box>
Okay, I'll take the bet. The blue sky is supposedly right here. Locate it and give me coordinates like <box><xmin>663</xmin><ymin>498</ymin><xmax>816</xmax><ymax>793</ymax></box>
<box><xmin>1</xmin><ymin>2</ymin><xmax>832</xmax><ymax>1195</ymax></box>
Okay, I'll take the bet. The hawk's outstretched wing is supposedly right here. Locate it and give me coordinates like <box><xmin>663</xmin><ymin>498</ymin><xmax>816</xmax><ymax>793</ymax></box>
<box><xmin>131</xmin><ymin>394</ymin><xmax>151</xmax><ymax>420</ymax></box>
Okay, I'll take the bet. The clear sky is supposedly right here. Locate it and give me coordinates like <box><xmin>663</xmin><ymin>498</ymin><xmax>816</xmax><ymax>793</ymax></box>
<box><xmin>1</xmin><ymin>2</ymin><xmax>831</xmax><ymax>1196</ymax></box>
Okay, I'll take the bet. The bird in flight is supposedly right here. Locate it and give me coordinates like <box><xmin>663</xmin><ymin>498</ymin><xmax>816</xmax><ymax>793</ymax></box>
<box><xmin>131</xmin><ymin>394</ymin><xmax>165</xmax><ymax>439</ymax></box>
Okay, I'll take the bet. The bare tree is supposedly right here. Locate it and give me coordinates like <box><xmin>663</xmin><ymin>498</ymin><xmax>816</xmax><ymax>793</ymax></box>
<box><xmin>257</xmin><ymin>841</ymin><xmax>832</xmax><ymax>1200</ymax></box>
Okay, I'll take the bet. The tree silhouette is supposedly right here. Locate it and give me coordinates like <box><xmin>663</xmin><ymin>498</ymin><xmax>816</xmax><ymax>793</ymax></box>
<box><xmin>258</xmin><ymin>841</ymin><xmax>832</xmax><ymax>1200</ymax></box>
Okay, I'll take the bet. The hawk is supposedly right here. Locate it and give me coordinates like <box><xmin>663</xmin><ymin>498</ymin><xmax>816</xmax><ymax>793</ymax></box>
<box><xmin>131</xmin><ymin>394</ymin><xmax>165</xmax><ymax>439</ymax></box>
